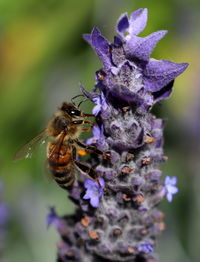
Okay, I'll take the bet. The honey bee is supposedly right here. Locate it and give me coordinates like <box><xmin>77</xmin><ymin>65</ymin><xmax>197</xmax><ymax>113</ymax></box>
<box><xmin>14</xmin><ymin>98</ymin><xmax>109</xmax><ymax>190</ymax></box>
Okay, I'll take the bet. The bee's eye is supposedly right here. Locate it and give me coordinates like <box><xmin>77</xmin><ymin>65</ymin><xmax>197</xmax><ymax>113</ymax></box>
<box><xmin>65</xmin><ymin>107</ymin><xmax>81</xmax><ymax>117</ymax></box>
<box><xmin>61</xmin><ymin>104</ymin><xmax>81</xmax><ymax>117</ymax></box>
<box><xmin>72</xmin><ymin>120</ymin><xmax>83</xmax><ymax>125</ymax></box>
<box><xmin>69</xmin><ymin>109</ymin><xmax>81</xmax><ymax>116</ymax></box>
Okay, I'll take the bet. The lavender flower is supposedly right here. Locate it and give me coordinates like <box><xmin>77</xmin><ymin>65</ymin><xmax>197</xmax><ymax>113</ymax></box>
<box><xmin>138</xmin><ymin>243</ymin><xmax>153</xmax><ymax>254</ymax></box>
<box><xmin>92</xmin><ymin>92</ymin><xmax>108</xmax><ymax>115</ymax></box>
<box><xmin>83</xmin><ymin>178</ymin><xmax>105</xmax><ymax>208</ymax></box>
<box><xmin>164</xmin><ymin>176</ymin><xmax>178</xmax><ymax>202</ymax></box>
<box><xmin>51</xmin><ymin>8</ymin><xmax>188</xmax><ymax>262</ymax></box>
<box><xmin>86</xmin><ymin>125</ymin><xmax>104</xmax><ymax>145</ymax></box>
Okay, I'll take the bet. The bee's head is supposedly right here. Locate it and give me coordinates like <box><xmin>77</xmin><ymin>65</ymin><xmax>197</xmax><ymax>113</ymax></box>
<box><xmin>60</xmin><ymin>102</ymin><xmax>82</xmax><ymax>118</ymax></box>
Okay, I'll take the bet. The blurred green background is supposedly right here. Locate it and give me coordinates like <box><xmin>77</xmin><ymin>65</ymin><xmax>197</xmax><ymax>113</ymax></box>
<box><xmin>0</xmin><ymin>0</ymin><xmax>199</xmax><ymax>261</ymax></box>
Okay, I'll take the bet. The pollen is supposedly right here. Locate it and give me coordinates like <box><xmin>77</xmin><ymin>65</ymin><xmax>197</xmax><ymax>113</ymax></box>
<box><xmin>133</xmin><ymin>194</ymin><xmax>145</xmax><ymax>204</ymax></box>
<box><xmin>81</xmin><ymin>216</ymin><xmax>90</xmax><ymax>227</ymax></box>
<box><xmin>127</xmin><ymin>247</ymin><xmax>135</xmax><ymax>254</ymax></box>
<box><xmin>123</xmin><ymin>194</ymin><xmax>131</xmax><ymax>201</ymax></box>
<box><xmin>121</xmin><ymin>166</ymin><xmax>134</xmax><ymax>174</ymax></box>
<box><xmin>145</xmin><ymin>136</ymin><xmax>156</xmax><ymax>144</ymax></box>
<box><xmin>142</xmin><ymin>157</ymin><xmax>152</xmax><ymax>165</ymax></box>
<box><xmin>88</xmin><ymin>230</ymin><xmax>100</xmax><ymax>240</ymax></box>
<box><xmin>97</xmin><ymin>71</ymin><xmax>104</xmax><ymax>81</ymax></box>
<box><xmin>77</xmin><ymin>149</ymin><xmax>88</xmax><ymax>156</ymax></box>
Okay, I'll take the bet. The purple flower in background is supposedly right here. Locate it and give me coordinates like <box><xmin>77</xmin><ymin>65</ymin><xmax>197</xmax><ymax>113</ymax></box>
<box><xmin>0</xmin><ymin>204</ymin><xmax>8</xmax><ymax>227</ymax></box>
<box><xmin>51</xmin><ymin>8</ymin><xmax>188</xmax><ymax>262</ymax></box>
<box><xmin>0</xmin><ymin>180</ymin><xmax>8</xmax><ymax>257</ymax></box>
<box><xmin>138</xmin><ymin>243</ymin><xmax>153</xmax><ymax>254</ymax></box>
<box><xmin>0</xmin><ymin>181</ymin><xmax>8</xmax><ymax>226</ymax></box>
<box><xmin>83</xmin><ymin>178</ymin><xmax>105</xmax><ymax>208</ymax></box>
<box><xmin>165</xmin><ymin>176</ymin><xmax>178</xmax><ymax>202</ymax></box>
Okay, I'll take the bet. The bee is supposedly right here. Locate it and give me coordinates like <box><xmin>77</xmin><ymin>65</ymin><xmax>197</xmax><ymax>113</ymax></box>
<box><xmin>14</xmin><ymin>98</ymin><xmax>109</xmax><ymax>190</ymax></box>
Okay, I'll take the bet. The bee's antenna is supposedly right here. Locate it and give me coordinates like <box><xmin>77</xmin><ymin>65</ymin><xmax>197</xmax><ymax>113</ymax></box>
<box><xmin>71</xmin><ymin>94</ymin><xmax>85</xmax><ymax>105</ymax></box>
<box><xmin>78</xmin><ymin>98</ymin><xmax>90</xmax><ymax>108</ymax></box>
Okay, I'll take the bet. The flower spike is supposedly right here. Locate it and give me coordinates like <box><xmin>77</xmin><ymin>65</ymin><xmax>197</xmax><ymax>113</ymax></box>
<box><xmin>52</xmin><ymin>8</ymin><xmax>188</xmax><ymax>262</ymax></box>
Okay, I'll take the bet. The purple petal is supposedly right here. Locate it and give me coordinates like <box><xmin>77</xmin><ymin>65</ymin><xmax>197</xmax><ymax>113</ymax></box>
<box><xmin>99</xmin><ymin>177</ymin><xmax>105</xmax><ymax>188</ymax></box>
<box><xmin>128</xmin><ymin>8</ymin><xmax>148</xmax><ymax>35</ymax></box>
<box><xmin>90</xmin><ymin>196</ymin><xmax>100</xmax><ymax>208</ymax></box>
<box><xmin>84</xmin><ymin>179</ymin><xmax>96</xmax><ymax>189</ymax></box>
<box><xmin>92</xmin><ymin>103</ymin><xmax>101</xmax><ymax>115</ymax></box>
<box><xmin>152</xmin><ymin>80</ymin><xmax>174</xmax><ymax>102</ymax></box>
<box><xmin>86</xmin><ymin>137</ymin><xmax>95</xmax><ymax>145</ymax></box>
<box><xmin>109</xmin><ymin>85</ymin><xmax>143</xmax><ymax>103</ymax></box>
<box><xmin>144</xmin><ymin>59</ymin><xmax>189</xmax><ymax>92</ymax></box>
<box><xmin>83</xmin><ymin>191</ymin><xmax>91</xmax><ymax>200</ymax></box>
<box><xmin>170</xmin><ymin>177</ymin><xmax>177</xmax><ymax>185</ymax></box>
<box><xmin>167</xmin><ymin>193</ymin><xmax>173</xmax><ymax>202</ymax></box>
<box><xmin>83</xmin><ymin>34</ymin><xmax>92</xmax><ymax>45</ymax></box>
<box><xmin>125</xmin><ymin>30</ymin><xmax>167</xmax><ymax>61</ymax></box>
<box><xmin>91</xmin><ymin>28</ymin><xmax>109</xmax><ymax>53</ymax></box>
<box><xmin>86</xmin><ymin>126</ymin><xmax>101</xmax><ymax>145</ymax></box>
<box><xmin>93</xmin><ymin>125</ymin><xmax>101</xmax><ymax>138</ymax></box>
<box><xmin>165</xmin><ymin>176</ymin><xmax>171</xmax><ymax>185</ymax></box>
<box><xmin>169</xmin><ymin>186</ymin><xmax>178</xmax><ymax>194</ymax></box>
<box><xmin>90</xmin><ymin>27</ymin><xmax>111</xmax><ymax>69</ymax></box>
<box><xmin>116</xmin><ymin>13</ymin><xmax>129</xmax><ymax>37</ymax></box>
<box><xmin>46</xmin><ymin>207</ymin><xmax>58</xmax><ymax>227</ymax></box>
<box><xmin>84</xmin><ymin>28</ymin><xmax>111</xmax><ymax>69</ymax></box>
<box><xmin>114</xmin><ymin>36</ymin><xmax>123</xmax><ymax>47</ymax></box>
<box><xmin>79</xmin><ymin>82</ymin><xmax>99</xmax><ymax>101</ymax></box>
<box><xmin>86</xmin><ymin>125</ymin><xmax>103</xmax><ymax>145</ymax></box>
<box><xmin>138</xmin><ymin>243</ymin><xmax>153</xmax><ymax>253</ymax></box>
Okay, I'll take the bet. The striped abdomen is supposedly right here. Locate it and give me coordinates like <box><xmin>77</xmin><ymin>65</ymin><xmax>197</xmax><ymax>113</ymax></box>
<box><xmin>47</xmin><ymin>143</ymin><xmax>75</xmax><ymax>189</ymax></box>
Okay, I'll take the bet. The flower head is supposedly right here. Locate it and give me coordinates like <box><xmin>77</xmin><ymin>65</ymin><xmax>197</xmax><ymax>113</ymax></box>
<box><xmin>84</xmin><ymin>8</ymin><xmax>188</xmax><ymax>106</ymax></box>
<box><xmin>164</xmin><ymin>176</ymin><xmax>178</xmax><ymax>202</ymax></box>
<box><xmin>83</xmin><ymin>177</ymin><xmax>105</xmax><ymax>208</ymax></box>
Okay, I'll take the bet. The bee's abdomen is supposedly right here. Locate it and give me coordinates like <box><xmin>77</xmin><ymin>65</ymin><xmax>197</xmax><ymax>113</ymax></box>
<box><xmin>47</xmin><ymin>143</ymin><xmax>75</xmax><ymax>189</ymax></box>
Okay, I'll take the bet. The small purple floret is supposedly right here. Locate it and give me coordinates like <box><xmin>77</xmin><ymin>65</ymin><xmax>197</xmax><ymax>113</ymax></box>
<box><xmin>86</xmin><ymin>125</ymin><xmax>105</xmax><ymax>147</ymax></box>
<box><xmin>164</xmin><ymin>176</ymin><xmax>178</xmax><ymax>202</ymax></box>
<box><xmin>92</xmin><ymin>92</ymin><xmax>108</xmax><ymax>115</ymax></box>
<box><xmin>138</xmin><ymin>243</ymin><xmax>153</xmax><ymax>254</ymax></box>
<box><xmin>46</xmin><ymin>207</ymin><xmax>58</xmax><ymax>227</ymax></box>
<box><xmin>83</xmin><ymin>177</ymin><xmax>105</xmax><ymax>208</ymax></box>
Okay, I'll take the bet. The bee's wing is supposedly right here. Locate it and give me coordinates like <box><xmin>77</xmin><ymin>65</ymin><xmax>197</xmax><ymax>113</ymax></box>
<box><xmin>13</xmin><ymin>130</ymin><xmax>48</xmax><ymax>161</ymax></box>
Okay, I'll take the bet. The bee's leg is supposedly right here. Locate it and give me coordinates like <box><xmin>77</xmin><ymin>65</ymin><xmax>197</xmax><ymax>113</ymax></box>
<box><xmin>83</xmin><ymin>120</ymin><xmax>94</xmax><ymax>126</ymax></box>
<box><xmin>81</xmin><ymin>120</ymin><xmax>95</xmax><ymax>132</ymax></box>
<box><xmin>74</xmin><ymin>139</ymin><xmax>110</xmax><ymax>159</ymax></box>
<box><xmin>74</xmin><ymin>160</ymin><xmax>101</xmax><ymax>186</ymax></box>
<box><xmin>82</xmin><ymin>127</ymin><xmax>92</xmax><ymax>132</ymax></box>
<box><xmin>72</xmin><ymin>146</ymin><xmax>77</xmax><ymax>159</ymax></box>
<box><xmin>83</xmin><ymin>113</ymin><xmax>95</xmax><ymax>117</ymax></box>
